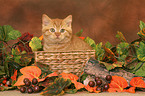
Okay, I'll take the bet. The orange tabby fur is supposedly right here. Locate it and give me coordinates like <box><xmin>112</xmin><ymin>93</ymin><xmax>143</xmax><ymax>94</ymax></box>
<box><xmin>42</xmin><ymin>14</ymin><xmax>92</xmax><ymax>51</ymax></box>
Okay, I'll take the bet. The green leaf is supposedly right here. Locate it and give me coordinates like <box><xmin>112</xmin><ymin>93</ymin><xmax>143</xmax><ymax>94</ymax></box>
<box><xmin>133</xmin><ymin>62</ymin><xmax>144</xmax><ymax>72</ymax></box>
<box><xmin>139</xmin><ymin>20</ymin><xmax>145</xmax><ymax>30</ymax></box>
<box><xmin>8</xmin><ymin>30</ymin><xmax>21</xmax><ymax>40</ymax></box>
<box><xmin>117</xmin><ymin>42</ymin><xmax>129</xmax><ymax>61</ymax></box>
<box><xmin>41</xmin><ymin>78</ymin><xmax>71</xmax><ymax>96</ymax></box>
<box><xmin>14</xmin><ymin>55</ymin><xmax>21</xmax><ymax>64</ymax></box>
<box><xmin>84</xmin><ymin>37</ymin><xmax>96</xmax><ymax>48</ymax></box>
<box><xmin>94</xmin><ymin>42</ymin><xmax>105</xmax><ymax>61</ymax></box>
<box><xmin>100</xmin><ymin>61</ymin><xmax>124</xmax><ymax>71</ymax></box>
<box><xmin>135</xmin><ymin>62</ymin><xmax>145</xmax><ymax>77</ymax></box>
<box><xmin>116</xmin><ymin>31</ymin><xmax>126</xmax><ymax>42</ymax></box>
<box><xmin>65</xmin><ymin>89</ymin><xmax>77</xmax><ymax>94</ymax></box>
<box><xmin>137</xmin><ymin>42</ymin><xmax>145</xmax><ymax>61</ymax></box>
<box><xmin>75</xmin><ymin>29</ymin><xmax>83</xmax><ymax>37</ymax></box>
<box><xmin>29</xmin><ymin>37</ymin><xmax>42</xmax><ymax>51</ymax></box>
<box><xmin>105</xmin><ymin>41</ymin><xmax>112</xmax><ymax>49</ymax></box>
<box><xmin>0</xmin><ymin>65</ymin><xmax>5</xmax><ymax>75</ymax></box>
<box><xmin>0</xmin><ymin>25</ymin><xmax>14</xmax><ymax>42</ymax></box>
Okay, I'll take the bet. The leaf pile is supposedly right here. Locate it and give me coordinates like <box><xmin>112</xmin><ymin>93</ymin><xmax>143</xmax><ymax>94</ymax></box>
<box><xmin>84</xmin><ymin>20</ymin><xmax>145</xmax><ymax>77</ymax></box>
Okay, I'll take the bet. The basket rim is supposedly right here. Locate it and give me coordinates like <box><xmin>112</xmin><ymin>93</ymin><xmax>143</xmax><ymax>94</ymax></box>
<box><xmin>34</xmin><ymin>50</ymin><xmax>95</xmax><ymax>53</ymax></box>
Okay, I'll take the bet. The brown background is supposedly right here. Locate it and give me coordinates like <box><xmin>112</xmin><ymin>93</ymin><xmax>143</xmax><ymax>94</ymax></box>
<box><xmin>1</xmin><ymin>0</ymin><xmax>145</xmax><ymax>45</ymax></box>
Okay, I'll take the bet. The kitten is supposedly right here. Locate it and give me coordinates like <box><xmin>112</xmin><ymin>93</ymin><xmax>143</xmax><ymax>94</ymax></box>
<box><xmin>42</xmin><ymin>14</ymin><xmax>92</xmax><ymax>51</ymax></box>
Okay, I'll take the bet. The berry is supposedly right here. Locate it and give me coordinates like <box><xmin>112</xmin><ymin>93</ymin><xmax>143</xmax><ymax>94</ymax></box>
<box><xmin>23</xmin><ymin>78</ymin><xmax>30</xmax><ymax>83</ymax></box>
<box><xmin>96</xmin><ymin>79</ymin><xmax>102</xmax><ymax>86</ymax></box>
<box><xmin>25</xmin><ymin>81</ymin><xmax>31</xmax><ymax>86</ymax></box>
<box><xmin>88</xmin><ymin>81</ymin><xmax>95</xmax><ymax>87</ymax></box>
<box><xmin>96</xmin><ymin>87</ymin><xmax>102</xmax><ymax>92</ymax></box>
<box><xmin>106</xmin><ymin>75</ymin><xmax>112</xmax><ymax>81</ymax></box>
<box><xmin>2</xmin><ymin>79</ymin><xmax>7</xmax><ymax>84</ymax></box>
<box><xmin>95</xmin><ymin>77</ymin><xmax>100</xmax><ymax>81</ymax></box>
<box><xmin>103</xmin><ymin>84</ymin><xmax>109</xmax><ymax>90</ymax></box>
<box><xmin>27</xmin><ymin>87</ymin><xmax>33</xmax><ymax>93</ymax></box>
<box><xmin>20</xmin><ymin>87</ymin><xmax>26</xmax><ymax>93</ymax></box>
<box><xmin>33</xmin><ymin>86</ymin><xmax>40</xmax><ymax>92</ymax></box>
<box><xmin>32</xmin><ymin>78</ymin><xmax>38</xmax><ymax>85</ymax></box>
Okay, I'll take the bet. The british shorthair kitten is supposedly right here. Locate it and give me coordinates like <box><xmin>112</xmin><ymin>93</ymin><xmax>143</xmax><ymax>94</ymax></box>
<box><xmin>42</xmin><ymin>14</ymin><xmax>92</xmax><ymax>51</ymax></box>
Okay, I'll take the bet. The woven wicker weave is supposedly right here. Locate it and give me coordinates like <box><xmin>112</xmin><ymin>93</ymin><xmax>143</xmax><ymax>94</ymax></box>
<box><xmin>35</xmin><ymin>50</ymin><xmax>95</xmax><ymax>76</ymax></box>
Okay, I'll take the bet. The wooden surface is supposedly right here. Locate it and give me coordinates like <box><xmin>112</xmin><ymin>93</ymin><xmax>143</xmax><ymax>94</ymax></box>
<box><xmin>0</xmin><ymin>90</ymin><xmax>145</xmax><ymax>96</ymax></box>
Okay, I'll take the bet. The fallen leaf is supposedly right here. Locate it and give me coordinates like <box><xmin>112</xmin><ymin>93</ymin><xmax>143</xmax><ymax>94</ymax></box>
<box><xmin>11</xmin><ymin>70</ymin><xmax>17</xmax><ymax>82</ymax></box>
<box><xmin>71</xmin><ymin>80</ymin><xmax>85</xmax><ymax>90</ymax></box>
<box><xmin>13</xmin><ymin>75</ymin><xmax>27</xmax><ymax>86</ymax></box>
<box><xmin>14</xmin><ymin>66</ymin><xmax>42</xmax><ymax>86</ymax></box>
<box><xmin>20</xmin><ymin>66</ymin><xmax>41</xmax><ymax>80</ymax></box>
<box><xmin>108</xmin><ymin>76</ymin><xmax>128</xmax><ymax>92</ymax></box>
<box><xmin>124</xmin><ymin>87</ymin><xmax>136</xmax><ymax>93</ymax></box>
<box><xmin>84</xmin><ymin>85</ymin><xmax>99</xmax><ymax>93</ymax></box>
<box><xmin>130</xmin><ymin>77</ymin><xmax>145</xmax><ymax>88</ymax></box>
<box><xmin>60</xmin><ymin>72</ymin><xmax>84</xmax><ymax>90</ymax></box>
<box><xmin>38</xmin><ymin>72</ymin><xmax>58</xmax><ymax>82</ymax></box>
<box><xmin>60</xmin><ymin>72</ymin><xmax>78</xmax><ymax>81</ymax></box>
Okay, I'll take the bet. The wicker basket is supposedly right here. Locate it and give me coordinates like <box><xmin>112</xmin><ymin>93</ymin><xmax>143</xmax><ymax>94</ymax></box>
<box><xmin>35</xmin><ymin>50</ymin><xmax>95</xmax><ymax>76</ymax></box>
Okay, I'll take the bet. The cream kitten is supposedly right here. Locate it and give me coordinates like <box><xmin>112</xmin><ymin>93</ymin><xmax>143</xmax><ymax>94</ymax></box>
<box><xmin>42</xmin><ymin>14</ymin><xmax>92</xmax><ymax>51</ymax></box>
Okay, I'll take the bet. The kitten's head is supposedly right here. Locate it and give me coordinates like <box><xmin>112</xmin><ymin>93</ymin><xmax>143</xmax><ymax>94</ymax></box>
<box><xmin>42</xmin><ymin>14</ymin><xmax>72</xmax><ymax>44</ymax></box>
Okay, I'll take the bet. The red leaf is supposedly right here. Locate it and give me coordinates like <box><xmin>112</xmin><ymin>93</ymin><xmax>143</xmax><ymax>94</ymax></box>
<box><xmin>108</xmin><ymin>76</ymin><xmax>128</xmax><ymax>92</ymax></box>
<box><xmin>18</xmin><ymin>32</ymin><xmax>33</xmax><ymax>52</ymax></box>
<box><xmin>124</xmin><ymin>87</ymin><xmax>136</xmax><ymax>93</ymax></box>
<box><xmin>130</xmin><ymin>77</ymin><xmax>145</xmax><ymax>88</ymax></box>
<box><xmin>79</xmin><ymin>37</ymin><xmax>85</xmax><ymax>40</ymax></box>
<box><xmin>11</xmin><ymin>70</ymin><xmax>17</xmax><ymax>82</ymax></box>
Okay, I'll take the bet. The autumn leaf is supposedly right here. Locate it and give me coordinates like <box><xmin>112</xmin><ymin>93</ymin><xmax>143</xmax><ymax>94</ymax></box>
<box><xmin>41</xmin><ymin>78</ymin><xmax>71</xmax><ymax>96</ymax></box>
<box><xmin>20</xmin><ymin>66</ymin><xmax>41</xmax><ymax>80</ymax></box>
<box><xmin>11</xmin><ymin>70</ymin><xmax>17</xmax><ymax>82</ymax></box>
<box><xmin>116</xmin><ymin>31</ymin><xmax>127</xmax><ymax>42</ymax></box>
<box><xmin>14</xmin><ymin>66</ymin><xmax>41</xmax><ymax>86</ymax></box>
<box><xmin>39</xmin><ymin>35</ymin><xmax>43</xmax><ymax>40</ymax></box>
<box><xmin>124</xmin><ymin>87</ymin><xmax>136</xmax><ymax>93</ymax></box>
<box><xmin>18</xmin><ymin>32</ymin><xmax>33</xmax><ymax>52</ymax></box>
<box><xmin>13</xmin><ymin>75</ymin><xmax>27</xmax><ymax>86</ymax></box>
<box><xmin>29</xmin><ymin>37</ymin><xmax>42</xmax><ymax>51</ymax></box>
<box><xmin>99</xmin><ymin>61</ymin><xmax>123</xmax><ymax>71</ymax></box>
<box><xmin>130</xmin><ymin>77</ymin><xmax>145</xmax><ymax>88</ymax></box>
<box><xmin>60</xmin><ymin>72</ymin><xmax>84</xmax><ymax>90</ymax></box>
<box><xmin>60</xmin><ymin>72</ymin><xmax>78</xmax><ymax>81</ymax></box>
<box><xmin>79</xmin><ymin>37</ymin><xmax>85</xmax><ymax>40</ymax></box>
<box><xmin>84</xmin><ymin>85</ymin><xmax>100</xmax><ymax>93</ymax></box>
<box><xmin>71</xmin><ymin>80</ymin><xmax>85</xmax><ymax>90</ymax></box>
<box><xmin>108</xmin><ymin>76</ymin><xmax>128</xmax><ymax>92</ymax></box>
<box><xmin>38</xmin><ymin>72</ymin><xmax>58</xmax><ymax>82</ymax></box>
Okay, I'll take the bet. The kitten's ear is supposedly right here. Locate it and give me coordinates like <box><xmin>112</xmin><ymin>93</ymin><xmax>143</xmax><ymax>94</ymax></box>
<box><xmin>63</xmin><ymin>15</ymin><xmax>72</xmax><ymax>27</ymax></box>
<box><xmin>42</xmin><ymin>14</ymin><xmax>52</xmax><ymax>26</ymax></box>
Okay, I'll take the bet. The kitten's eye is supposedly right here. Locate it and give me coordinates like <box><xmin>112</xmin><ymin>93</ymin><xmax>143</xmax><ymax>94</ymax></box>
<box><xmin>50</xmin><ymin>28</ymin><xmax>55</xmax><ymax>32</ymax></box>
<box><xmin>60</xmin><ymin>29</ymin><xmax>65</xmax><ymax>33</ymax></box>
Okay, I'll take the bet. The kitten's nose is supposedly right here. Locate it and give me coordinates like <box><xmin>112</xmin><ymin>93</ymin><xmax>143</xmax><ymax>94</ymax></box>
<box><xmin>55</xmin><ymin>32</ymin><xmax>61</xmax><ymax>37</ymax></box>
